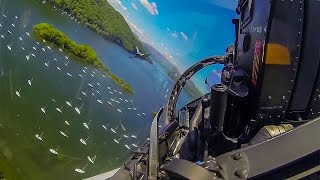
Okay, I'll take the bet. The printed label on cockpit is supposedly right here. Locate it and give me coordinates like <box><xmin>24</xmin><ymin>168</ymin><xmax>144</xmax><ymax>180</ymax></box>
<box><xmin>251</xmin><ymin>40</ymin><xmax>263</xmax><ymax>86</ymax></box>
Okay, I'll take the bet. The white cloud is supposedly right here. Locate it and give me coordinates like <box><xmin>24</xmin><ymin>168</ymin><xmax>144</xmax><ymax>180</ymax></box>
<box><xmin>170</xmin><ymin>32</ymin><xmax>178</xmax><ymax>38</ymax></box>
<box><xmin>117</xmin><ymin>0</ymin><xmax>128</xmax><ymax>11</ymax></box>
<box><xmin>108</xmin><ymin>0</ymin><xmax>128</xmax><ymax>11</ymax></box>
<box><xmin>139</xmin><ymin>0</ymin><xmax>159</xmax><ymax>15</ymax></box>
<box><xmin>131</xmin><ymin>2</ymin><xmax>138</xmax><ymax>11</ymax></box>
<box><xmin>180</xmin><ymin>32</ymin><xmax>188</xmax><ymax>41</ymax></box>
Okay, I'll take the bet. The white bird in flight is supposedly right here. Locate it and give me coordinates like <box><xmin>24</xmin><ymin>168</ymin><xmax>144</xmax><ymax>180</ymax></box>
<box><xmin>49</xmin><ymin>147</ymin><xmax>59</xmax><ymax>155</ymax></box>
<box><xmin>27</xmin><ymin>78</ymin><xmax>33</xmax><ymax>86</ymax></box>
<box><xmin>56</xmin><ymin>107</ymin><xmax>62</xmax><ymax>113</ymax></box>
<box><xmin>60</xmin><ymin>131</ymin><xmax>68</xmax><ymax>138</ymax></box>
<box><xmin>74</xmin><ymin>163</ymin><xmax>88</xmax><ymax>174</ymax></box>
<box><xmin>87</xmin><ymin>155</ymin><xmax>96</xmax><ymax>164</ymax></box>
<box><xmin>35</xmin><ymin>132</ymin><xmax>43</xmax><ymax>141</ymax></box>
<box><xmin>65</xmin><ymin>121</ymin><xmax>70</xmax><ymax>126</ymax></box>
<box><xmin>41</xmin><ymin>107</ymin><xmax>46</xmax><ymax>114</ymax></box>
<box><xmin>15</xmin><ymin>89</ymin><xmax>21</xmax><ymax>98</ymax></box>
<box><xmin>125</xmin><ymin>144</ymin><xmax>131</xmax><ymax>150</ymax></box>
<box><xmin>80</xmin><ymin>137</ymin><xmax>89</xmax><ymax>145</ymax></box>
<box><xmin>66</xmin><ymin>100</ymin><xmax>72</xmax><ymax>107</ymax></box>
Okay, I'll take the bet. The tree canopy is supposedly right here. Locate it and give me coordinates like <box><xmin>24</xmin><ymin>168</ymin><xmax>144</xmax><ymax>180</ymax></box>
<box><xmin>33</xmin><ymin>23</ymin><xmax>134</xmax><ymax>94</ymax></box>
<box><xmin>45</xmin><ymin>0</ymin><xmax>146</xmax><ymax>54</ymax></box>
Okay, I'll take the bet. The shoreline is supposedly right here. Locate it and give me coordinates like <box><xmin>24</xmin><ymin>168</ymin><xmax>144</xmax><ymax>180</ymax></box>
<box><xmin>33</xmin><ymin>23</ymin><xmax>134</xmax><ymax>94</ymax></box>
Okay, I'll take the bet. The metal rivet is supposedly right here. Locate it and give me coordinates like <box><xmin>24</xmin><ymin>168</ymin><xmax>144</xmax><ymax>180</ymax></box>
<box><xmin>278</xmin><ymin>115</ymin><xmax>281</xmax><ymax>118</ymax></box>
<box><xmin>268</xmin><ymin>96</ymin><xmax>272</xmax><ymax>100</ymax></box>
<box><xmin>232</xmin><ymin>153</ymin><xmax>243</xmax><ymax>160</ymax></box>
<box><xmin>269</xmin><ymin>116</ymin><xmax>272</xmax><ymax>118</ymax></box>
<box><xmin>282</xmin><ymin>96</ymin><xmax>285</xmax><ymax>100</ymax></box>
<box><xmin>235</xmin><ymin>168</ymin><xmax>249</xmax><ymax>179</ymax></box>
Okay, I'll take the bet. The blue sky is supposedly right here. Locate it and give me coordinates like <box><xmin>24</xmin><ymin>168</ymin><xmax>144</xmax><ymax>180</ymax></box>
<box><xmin>107</xmin><ymin>0</ymin><xmax>237</xmax><ymax>92</ymax></box>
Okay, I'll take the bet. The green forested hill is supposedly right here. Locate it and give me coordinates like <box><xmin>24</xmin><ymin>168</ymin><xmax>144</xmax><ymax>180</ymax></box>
<box><xmin>45</xmin><ymin>0</ymin><xmax>145</xmax><ymax>54</ymax></box>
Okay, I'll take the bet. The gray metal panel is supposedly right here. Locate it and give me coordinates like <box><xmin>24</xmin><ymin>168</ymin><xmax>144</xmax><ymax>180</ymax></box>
<box><xmin>215</xmin><ymin>116</ymin><xmax>320</xmax><ymax>179</ymax></box>
<box><xmin>237</xmin><ymin>0</ymin><xmax>270</xmax><ymax>74</ymax></box>
<box><xmin>252</xmin><ymin>0</ymin><xmax>304</xmax><ymax>123</ymax></box>
<box><xmin>236</xmin><ymin>0</ymin><xmax>272</xmax><ymax>129</ymax></box>
<box><xmin>289</xmin><ymin>0</ymin><xmax>320</xmax><ymax>112</ymax></box>
<box><xmin>149</xmin><ymin>108</ymin><xmax>163</xmax><ymax>179</ymax></box>
<box><xmin>305</xmin><ymin>81</ymin><xmax>320</xmax><ymax>118</ymax></box>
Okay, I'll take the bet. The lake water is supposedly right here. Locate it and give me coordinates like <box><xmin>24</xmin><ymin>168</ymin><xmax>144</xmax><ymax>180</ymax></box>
<box><xmin>0</xmin><ymin>0</ymin><xmax>195</xmax><ymax>179</ymax></box>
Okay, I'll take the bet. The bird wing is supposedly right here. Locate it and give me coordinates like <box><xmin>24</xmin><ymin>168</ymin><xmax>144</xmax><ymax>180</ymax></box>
<box><xmin>136</xmin><ymin>46</ymin><xmax>141</xmax><ymax>55</ymax></box>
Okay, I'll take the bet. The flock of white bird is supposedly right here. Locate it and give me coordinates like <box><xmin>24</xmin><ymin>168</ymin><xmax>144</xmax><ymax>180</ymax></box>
<box><xmin>1</xmin><ymin>12</ymin><xmax>150</xmax><ymax>175</ymax></box>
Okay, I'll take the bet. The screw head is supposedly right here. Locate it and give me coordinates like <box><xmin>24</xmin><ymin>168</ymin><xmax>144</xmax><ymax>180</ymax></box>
<box><xmin>235</xmin><ymin>168</ymin><xmax>249</xmax><ymax>179</ymax></box>
<box><xmin>202</xmin><ymin>98</ymin><xmax>209</xmax><ymax>102</ymax></box>
<box><xmin>232</xmin><ymin>153</ymin><xmax>243</xmax><ymax>160</ymax></box>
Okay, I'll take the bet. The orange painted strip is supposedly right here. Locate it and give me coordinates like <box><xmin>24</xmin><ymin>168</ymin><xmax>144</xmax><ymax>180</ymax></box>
<box><xmin>265</xmin><ymin>43</ymin><xmax>291</xmax><ymax>65</ymax></box>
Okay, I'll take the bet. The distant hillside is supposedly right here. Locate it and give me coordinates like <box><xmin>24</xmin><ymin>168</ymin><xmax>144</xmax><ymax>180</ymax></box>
<box><xmin>44</xmin><ymin>0</ymin><xmax>146</xmax><ymax>55</ymax></box>
<box><xmin>143</xmin><ymin>43</ymin><xmax>203</xmax><ymax>99</ymax></box>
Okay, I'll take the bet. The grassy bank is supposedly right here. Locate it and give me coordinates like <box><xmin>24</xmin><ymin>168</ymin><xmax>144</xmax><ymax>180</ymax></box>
<box><xmin>33</xmin><ymin>23</ymin><xmax>133</xmax><ymax>94</ymax></box>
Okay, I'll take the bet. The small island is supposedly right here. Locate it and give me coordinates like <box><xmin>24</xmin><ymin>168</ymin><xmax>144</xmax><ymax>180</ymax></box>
<box><xmin>33</xmin><ymin>23</ymin><xmax>133</xmax><ymax>94</ymax></box>
<box><xmin>44</xmin><ymin>0</ymin><xmax>147</xmax><ymax>56</ymax></box>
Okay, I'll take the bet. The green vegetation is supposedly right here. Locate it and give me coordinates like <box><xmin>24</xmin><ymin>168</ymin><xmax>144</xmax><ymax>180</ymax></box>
<box><xmin>33</xmin><ymin>23</ymin><xmax>133</xmax><ymax>94</ymax></box>
<box><xmin>44</xmin><ymin>0</ymin><xmax>146</xmax><ymax>55</ymax></box>
<box><xmin>151</xmin><ymin>111</ymin><xmax>158</xmax><ymax>118</ymax></box>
